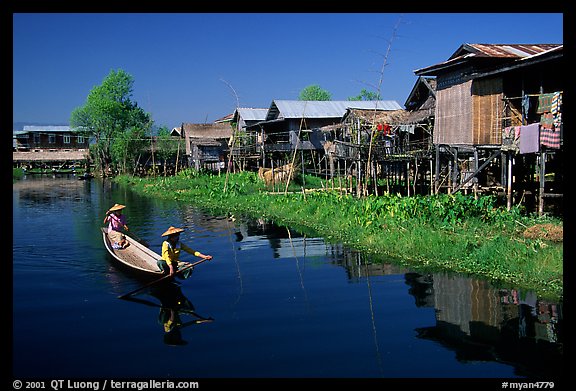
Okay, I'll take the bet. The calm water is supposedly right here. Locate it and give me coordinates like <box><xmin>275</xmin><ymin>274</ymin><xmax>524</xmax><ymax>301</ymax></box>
<box><xmin>12</xmin><ymin>175</ymin><xmax>563</xmax><ymax>381</ymax></box>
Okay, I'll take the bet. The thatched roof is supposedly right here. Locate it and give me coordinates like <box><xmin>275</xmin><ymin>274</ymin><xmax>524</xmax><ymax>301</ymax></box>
<box><xmin>344</xmin><ymin>108</ymin><xmax>409</xmax><ymax>124</ymax></box>
<box><xmin>181</xmin><ymin>123</ymin><xmax>232</xmax><ymax>139</ymax></box>
<box><xmin>403</xmin><ymin>95</ymin><xmax>436</xmax><ymax>124</ymax></box>
<box><xmin>320</xmin><ymin>105</ymin><xmax>434</xmax><ymax>132</ymax></box>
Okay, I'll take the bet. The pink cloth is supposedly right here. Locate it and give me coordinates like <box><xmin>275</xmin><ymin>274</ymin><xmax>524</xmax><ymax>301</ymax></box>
<box><xmin>107</xmin><ymin>213</ymin><xmax>126</xmax><ymax>233</ymax></box>
<box><xmin>519</xmin><ymin>123</ymin><xmax>540</xmax><ymax>154</ymax></box>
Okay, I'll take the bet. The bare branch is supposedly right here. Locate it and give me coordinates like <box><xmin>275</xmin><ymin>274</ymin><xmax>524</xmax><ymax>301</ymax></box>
<box><xmin>220</xmin><ymin>78</ymin><xmax>240</xmax><ymax>109</ymax></box>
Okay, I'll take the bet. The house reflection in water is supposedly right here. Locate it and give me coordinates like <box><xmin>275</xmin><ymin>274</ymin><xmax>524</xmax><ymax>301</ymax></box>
<box><xmin>229</xmin><ymin>216</ymin><xmax>562</xmax><ymax>377</ymax></box>
<box><xmin>405</xmin><ymin>273</ymin><xmax>562</xmax><ymax>378</ymax></box>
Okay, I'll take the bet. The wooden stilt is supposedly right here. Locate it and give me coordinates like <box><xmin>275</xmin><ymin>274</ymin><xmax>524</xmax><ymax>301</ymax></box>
<box><xmin>507</xmin><ymin>152</ymin><xmax>513</xmax><ymax>210</ymax></box>
<box><xmin>539</xmin><ymin>151</ymin><xmax>546</xmax><ymax>216</ymax></box>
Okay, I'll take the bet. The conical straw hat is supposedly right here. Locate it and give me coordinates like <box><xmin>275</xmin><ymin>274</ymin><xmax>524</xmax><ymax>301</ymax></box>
<box><xmin>108</xmin><ymin>203</ymin><xmax>126</xmax><ymax>212</ymax></box>
<box><xmin>161</xmin><ymin>226</ymin><xmax>185</xmax><ymax>237</ymax></box>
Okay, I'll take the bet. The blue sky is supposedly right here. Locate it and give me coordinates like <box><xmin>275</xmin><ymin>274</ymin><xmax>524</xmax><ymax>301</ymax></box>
<box><xmin>12</xmin><ymin>13</ymin><xmax>563</xmax><ymax>129</ymax></box>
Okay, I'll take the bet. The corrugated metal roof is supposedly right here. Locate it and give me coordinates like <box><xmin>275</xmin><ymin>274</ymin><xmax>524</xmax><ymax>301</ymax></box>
<box><xmin>23</xmin><ymin>125</ymin><xmax>71</xmax><ymax>132</ymax></box>
<box><xmin>268</xmin><ymin>100</ymin><xmax>402</xmax><ymax>120</ymax></box>
<box><xmin>236</xmin><ymin>108</ymin><xmax>268</xmax><ymax>121</ymax></box>
<box><xmin>214</xmin><ymin>113</ymin><xmax>234</xmax><ymax>123</ymax></box>
<box><xmin>457</xmin><ymin>43</ymin><xmax>561</xmax><ymax>59</ymax></box>
<box><xmin>415</xmin><ymin>43</ymin><xmax>562</xmax><ymax>76</ymax></box>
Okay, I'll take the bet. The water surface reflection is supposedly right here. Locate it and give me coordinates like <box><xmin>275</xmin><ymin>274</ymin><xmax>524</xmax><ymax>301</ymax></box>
<box><xmin>12</xmin><ymin>175</ymin><xmax>563</xmax><ymax>378</ymax></box>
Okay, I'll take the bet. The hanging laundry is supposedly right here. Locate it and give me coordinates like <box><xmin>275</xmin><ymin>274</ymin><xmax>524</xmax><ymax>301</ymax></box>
<box><xmin>519</xmin><ymin>123</ymin><xmax>540</xmax><ymax>154</ymax></box>
<box><xmin>540</xmin><ymin>128</ymin><xmax>561</xmax><ymax>149</ymax></box>
<box><xmin>540</xmin><ymin>113</ymin><xmax>554</xmax><ymax>130</ymax></box>
<box><xmin>502</xmin><ymin>126</ymin><xmax>520</xmax><ymax>152</ymax></box>
<box><xmin>522</xmin><ymin>95</ymin><xmax>530</xmax><ymax>117</ymax></box>
<box><xmin>378</xmin><ymin>123</ymin><xmax>391</xmax><ymax>135</ymax></box>
<box><xmin>402</xmin><ymin>124</ymin><xmax>415</xmax><ymax>134</ymax></box>
<box><xmin>537</xmin><ymin>93</ymin><xmax>554</xmax><ymax>114</ymax></box>
<box><xmin>551</xmin><ymin>91</ymin><xmax>562</xmax><ymax>129</ymax></box>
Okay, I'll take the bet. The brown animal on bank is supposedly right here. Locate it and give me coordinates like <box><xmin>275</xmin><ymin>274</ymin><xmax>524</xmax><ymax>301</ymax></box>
<box><xmin>258</xmin><ymin>163</ymin><xmax>295</xmax><ymax>187</ymax></box>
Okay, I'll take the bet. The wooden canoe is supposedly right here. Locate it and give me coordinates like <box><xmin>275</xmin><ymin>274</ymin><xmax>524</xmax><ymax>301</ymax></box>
<box><xmin>102</xmin><ymin>227</ymin><xmax>194</xmax><ymax>278</ymax></box>
<box><xmin>102</xmin><ymin>227</ymin><xmax>164</xmax><ymax>275</ymax></box>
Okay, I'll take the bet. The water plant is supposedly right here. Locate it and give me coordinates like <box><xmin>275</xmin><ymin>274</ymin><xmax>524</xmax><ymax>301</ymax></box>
<box><xmin>115</xmin><ymin>171</ymin><xmax>563</xmax><ymax>299</ymax></box>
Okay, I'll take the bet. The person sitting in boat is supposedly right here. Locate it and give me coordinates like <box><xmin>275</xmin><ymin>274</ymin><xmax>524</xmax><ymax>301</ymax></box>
<box><xmin>158</xmin><ymin>226</ymin><xmax>212</xmax><ymax>279</ymax></box>
<box><xmin>103</xmin><ymin>203</ymin><xmax>130</xmax><ymax>249</ymax></box>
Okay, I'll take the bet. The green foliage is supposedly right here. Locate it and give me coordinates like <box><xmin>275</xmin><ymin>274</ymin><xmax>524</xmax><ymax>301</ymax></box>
<box><xmin>70</xmin><ymin>69</ymin><xmax>152</xmax><ymax>174</ymax></box>
<box><xmin>155</xmin><ymin>126</ymin><xmax>184</xmax><ymax>162</ymax></box>
<box><xmin>348</xmin><ymin>88</ymin><xmax>381</xmax><ymax>101</ymax></box>
<box><xmin>13</xmin><ymin>168</ymin><xmax>25</xmax><ymax>180</ymax></box>
<box><xmin>110</xmin><ymin>125</ymin><xmax>149</xmax><ymax>173</ymax></box>
<box><xmin>298</xmin><ymin>84</ymin><xmax>332</xmax><ymax>101</ymax></box>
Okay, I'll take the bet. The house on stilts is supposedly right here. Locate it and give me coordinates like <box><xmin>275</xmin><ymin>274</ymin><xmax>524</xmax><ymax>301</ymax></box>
<box><xmin>414</xmin><ymin>43</ymin><xmax>563</xmax><ymax>215</ymax></box>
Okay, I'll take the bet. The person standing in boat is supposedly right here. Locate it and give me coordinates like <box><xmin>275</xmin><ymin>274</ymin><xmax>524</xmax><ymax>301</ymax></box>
<box><xmin>158</xmin><ymin>226</ymin><xmax>212</xmax><ymax>279</ymax></box>
<box><xmin>103</xmin><ymin>203</ymin><xmax>130</xmax><ymax>249</ymax></box>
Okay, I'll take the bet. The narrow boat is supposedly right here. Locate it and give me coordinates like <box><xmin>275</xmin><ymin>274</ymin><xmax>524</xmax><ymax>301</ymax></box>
<box><xmin>103</xmin><ymin>228</ymin><xmax>206</xmax><ymax>300</ymax></box>
<box><xmin>102</xmin><ymin>227</ymin><xmax>164</xmax><ymax>275</ymax></box>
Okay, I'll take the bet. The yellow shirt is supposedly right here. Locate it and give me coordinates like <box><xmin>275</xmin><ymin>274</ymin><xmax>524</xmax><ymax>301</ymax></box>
<box><xmin>161</xmin><ymin>241</ymin><xmax>200</xmax><ymax>265</ymax></box>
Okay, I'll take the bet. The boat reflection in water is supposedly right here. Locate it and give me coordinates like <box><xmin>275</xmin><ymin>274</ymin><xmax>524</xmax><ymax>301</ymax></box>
<box><xmin>121</xmin><ymin>281</ymin><xmax>214</xmax><ymax>346</ymax></box>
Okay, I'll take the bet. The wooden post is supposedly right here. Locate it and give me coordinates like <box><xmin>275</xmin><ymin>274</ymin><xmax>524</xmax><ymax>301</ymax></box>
<box><xmin>338</xmin><ymin>159</ymin><xmax>342</xmax><ymax>194</ymax></box>
<box><xmin>373</xmin><ymin>161</ymin><xmax>378</xmax><ymax>196</ymax></box>
<box><xmin>175</xmin><ymin>141</ymin><xmax>180</xmax><ymax>175</ymax></box>
<box><xmin>406</xmin><ymin>160</ymin><xmax>410</xmax><ymax>197</ymax></box>
<box><xmin>453</xmin><ymin>147</ymin><xmax>458</xmax><ymax>193</ymax></box>
<box><xmin>507</xmin><ymin>152</ymin><xmax>513</xmax><ymax>210</ymax></box>
<box><xmin>429</xmin><ymin>158</ymin><xmax>433</xmax><ymax>195</ymax></box>
<box><xmin>448</xmin><ymin>158</ymin><xmax>453</xmax><ymax>194</ymax></box>
<box><xmin>538</xmin><ymin>151</ymin><xmax>546</xmax><ymax>216</ymax></box>
<box><xmin>473</xmin><ymin>148</ymin><xmax>479</xmax><ymax>199</ymax></box>
<box><xmin>435</xmin><ymin>145</ymin><xmax>440</xmax><ymax>194</ymax></box>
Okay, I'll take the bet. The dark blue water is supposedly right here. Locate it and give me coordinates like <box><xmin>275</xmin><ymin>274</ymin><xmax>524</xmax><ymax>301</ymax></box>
<box><xmin>12</xmin><ymin>175</ymin><xmax>563</xmax><ymax>381</ymax></box>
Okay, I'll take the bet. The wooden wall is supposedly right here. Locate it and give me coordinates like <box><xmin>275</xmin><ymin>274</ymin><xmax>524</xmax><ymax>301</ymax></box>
<box><xmin>434</xmin><ymin>78</ymin><xmax>504</xmax><ymax>147</ymax></box>
<box><xmin>433</xmin><ymin>80</ymin><xmax>473</xmax><ymax>145</ymax></box>
<box><xmin>472</xmin><ymin>77</ymin><xmax>503</xmax><ymax>145</ymax></box>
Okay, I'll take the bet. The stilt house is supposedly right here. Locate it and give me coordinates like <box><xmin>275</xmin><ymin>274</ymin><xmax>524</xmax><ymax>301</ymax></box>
<box><xmin>414</xmin><ymin>43</ymin><xmax>563</xmax><ymax>214</ymax></box>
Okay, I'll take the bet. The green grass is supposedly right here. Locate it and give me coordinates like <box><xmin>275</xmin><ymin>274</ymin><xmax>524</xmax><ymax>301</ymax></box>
<box><xmin>13</xmin><ymin>168</ymin><xmax>25</xmax><ymax>180</ymax></box>
<box><xmin>114</xmin><ymin>170</ymin><xmax>563</xmax><ymax>300</ymax></box>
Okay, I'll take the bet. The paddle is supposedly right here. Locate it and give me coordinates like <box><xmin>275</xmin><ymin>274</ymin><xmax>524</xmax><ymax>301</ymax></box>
<box><xmin>117</xmin><ymin>257</ymin><xmax>211</xmax><ymax>299</ymax></box>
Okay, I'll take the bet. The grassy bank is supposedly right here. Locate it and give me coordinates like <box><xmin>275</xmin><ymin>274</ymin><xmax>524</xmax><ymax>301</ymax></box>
<box><xmin>115</xmin><ymin>170</ymin><xmax>563</xmax><ymax>300</ymax></box>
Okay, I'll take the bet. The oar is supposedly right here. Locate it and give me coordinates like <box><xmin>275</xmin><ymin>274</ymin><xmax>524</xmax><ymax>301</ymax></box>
<box><xmin>117</xmin><ymin>258</ymin><xmax>211</xmax><ymax>299</ymax></box>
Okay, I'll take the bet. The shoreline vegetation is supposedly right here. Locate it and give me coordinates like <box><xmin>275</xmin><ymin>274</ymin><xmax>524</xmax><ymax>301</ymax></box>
<box><xmin>15</xmin><ymin>168</ymin><xmax>560</xmax><ymax>299</ymax></box>
<box><xmin>110</xmin><ymin>169</ymin><xmax>563</xmax><ymax>301</ymax></box>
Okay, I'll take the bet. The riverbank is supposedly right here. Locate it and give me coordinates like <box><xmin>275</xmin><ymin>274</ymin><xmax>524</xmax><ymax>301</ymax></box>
<box><xmin>114</xmin><ymin>171</ymin><xmax>563</xmax><ymax>300</ymax></box>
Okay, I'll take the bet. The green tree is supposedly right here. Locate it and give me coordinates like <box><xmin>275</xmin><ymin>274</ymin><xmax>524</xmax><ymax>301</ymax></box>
<box><xmin>298</xmin><ymin>84</ymin><xmax>332</xmax><ymax>101</ymax></box>
<box><xmin>110</xmin><ymin>125</ymin><xmax>149</xmax><ymax>175</ymax></box>
<box><xmin>155</xmin><ymin>126</ymin><xmax>185</xmax><ymax>177</ymax></box>
<box><xmin>70</xmin><ymin>69</ymin><xmax>152</xmax><ymax>175</ymax></box>
<box><xmin>348</xmin><ymin>88</ymin><xmax>381</xmax><ymax>101</ymax></box>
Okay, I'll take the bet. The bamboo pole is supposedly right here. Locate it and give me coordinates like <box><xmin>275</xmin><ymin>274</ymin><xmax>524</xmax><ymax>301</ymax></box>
<box><xmin>175</xmin><ymin>140</ymin><xmax>180</xmax><ymax>175</ymax></box>
<box><xmin>429</xmin><ymin>158</ymin><xmax>433</xmax><ymax>195</ymax></box>
<box><xmin>285</xmin><ymin>103</ymin><xmax>307</xmax><ymax>194</ymax></box>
